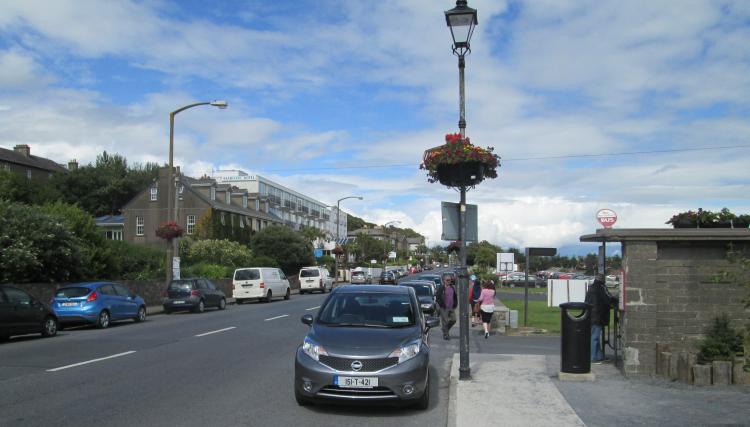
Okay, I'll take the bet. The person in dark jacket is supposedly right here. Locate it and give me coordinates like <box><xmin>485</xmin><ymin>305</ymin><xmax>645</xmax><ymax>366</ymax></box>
<box><xmin>436</xmin><ymin>276</ymin><xmax>458</xmax><ymax>340</ymax></box>
<box><xmin>469</xmin><ymin>277</ymin><xmax>482</xmax><ymax>327</ymax></box>
<box><xmin>585</xmin><ymin>275</ymin><xmax>612</xmax><ymax>363</ymax></box>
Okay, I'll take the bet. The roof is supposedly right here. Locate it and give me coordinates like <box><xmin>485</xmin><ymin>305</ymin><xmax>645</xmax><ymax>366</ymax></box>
<box><xmin>580</xmin><ymin>228</ymin><xmax>750</xmax><ymax>243</ymax></box>
<box><xmin>94</xmin><ymin>215</ymin><xmax>125</xmax><ymax>225</ymax></box>
<box><xmin>0</xmin><ymin>146</ymin><xmax>67</xmax><ymax>173</ymax></box>
<box><xmin>179</xmin><ymin>175</ymin><xmax>282</xmax><ymax>223</ymax></box>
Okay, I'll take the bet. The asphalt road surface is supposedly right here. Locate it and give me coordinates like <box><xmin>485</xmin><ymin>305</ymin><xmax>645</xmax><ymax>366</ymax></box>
<box><xmin>0</xmin><ymin>274</ymin><xmax>558</xmax><ymax>427</ymax></box>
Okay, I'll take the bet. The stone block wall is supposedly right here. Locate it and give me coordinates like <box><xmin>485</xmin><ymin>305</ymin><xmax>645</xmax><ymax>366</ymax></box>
<box><xmin>620</xmin><ymin>240</ymin><xmax>749</xmax><ymax>377</ymax></box>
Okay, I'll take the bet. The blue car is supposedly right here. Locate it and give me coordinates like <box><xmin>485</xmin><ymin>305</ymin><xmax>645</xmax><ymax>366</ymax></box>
<box><xmin>51</xmin><ymin>282</ymin><xmax>147</xmax><ymax>329</ymax></box>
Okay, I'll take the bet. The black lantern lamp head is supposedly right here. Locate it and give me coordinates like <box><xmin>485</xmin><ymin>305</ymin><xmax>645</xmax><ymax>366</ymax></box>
<box><xmin>445</xmin><ymin>0</ymin><xmax>478</xmax><ymax>56</ymax></box>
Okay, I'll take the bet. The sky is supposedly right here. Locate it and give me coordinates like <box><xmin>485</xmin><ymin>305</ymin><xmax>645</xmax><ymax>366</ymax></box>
<box><xmin>1</xmin><ymin>0</ymin><xmax>749</xmax><ymax>256</ymax></box>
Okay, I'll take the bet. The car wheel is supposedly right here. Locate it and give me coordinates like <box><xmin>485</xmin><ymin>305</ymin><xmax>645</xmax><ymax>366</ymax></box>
<box><xmin>96</xmin><ymin>310</ymin><xmax>110</xmax><ymax>329</ymax></box>
<box><xmin>414</xmin><ymin>377</ymin><xmax>430</xmax><ymax>410</ymax></box>
<box><xmin>134</xmin><ymin>306</ymin><xmax>147</xmax><ymax>322</ymax></box>
<box><xmin>295</xmin><ymin>388</ymin><xmax>311</xmax><ymax>406</ymax></box>
<box><xmin>284</xmin><ymin>288</ymin><xmax>291</xmax><ymax>300</ymax></box>
<box><xmin>193</xmin><ymin>300</ymin><xmax>205</xmax><ymax>313</ymax></box>
<box><xmin>218</xmin><ymin>298</ymin><xmax>226</xmax><ymax>310</ymax></box>
<box><xmin>265</xmin><ymin>290</ymin><xmax>272</xmax><ymax>303</ymax></box>
<box><xmin>300</xmin><ymin>290</ymin><xmax>305</xmax><ymax>295</ymax></box>
<box><xmin>41</xmin><ymin>316</ymin><xmax>58</xmax><ymax>337</ymax></box>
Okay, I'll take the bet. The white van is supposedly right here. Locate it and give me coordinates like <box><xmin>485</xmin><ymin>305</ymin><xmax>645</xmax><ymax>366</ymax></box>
<box><xmin>233</xmin><ymin>267</ymin><xmax>291</xmax><ymax>303</ymax></box>
<box><xmin>298</xmin><ymin>267</ymin><xmax>333</xmax><ymax>294</ymax></box>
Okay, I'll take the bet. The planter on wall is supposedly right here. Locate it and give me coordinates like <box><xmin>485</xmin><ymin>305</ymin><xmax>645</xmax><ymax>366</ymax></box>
<box><xmin>436</xmin><ymin>161</ymin><xmax>486</xmax><ymax>188</ymax></box>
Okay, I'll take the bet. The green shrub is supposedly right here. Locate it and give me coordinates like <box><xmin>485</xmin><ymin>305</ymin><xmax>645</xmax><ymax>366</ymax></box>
<box><xmin>245</xmin><ymin>256</ymin><xmax>279</xmax><ymax>268</ymax></box>
<box><xmin>698</xmin><ymin>315</ymin><xmax>744</xmax><ymax>363</ymax></box>
<box><xmin>104</xmin><ymin>240</ymin><xmax>165</xmax><ymax>280</ymax></box>
<box><xmin>186</xmin><ymin>239</ymin><xmax>252</xmax><ymax>268</ymax></box>
<box><xmin>182</xmin><ymin>263</ymin><xmax>231</xmax><ymax>279</ymax></box>
<box><xmin>250</xmin><ymin>225</ymin><xmax>314</xmax><ymax>275</ymax></box>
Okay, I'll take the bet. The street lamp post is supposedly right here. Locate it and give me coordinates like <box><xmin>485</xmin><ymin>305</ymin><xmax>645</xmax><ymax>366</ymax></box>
<box><xmin>382</xmin><ymin>220</ymin><xmax>400</xmax><ymax>273</ymax></box>
<box><xmin>445</xmin><ymin>0</ymin><xmax>478</xmax><ymax>381</ymax></box>
<box><xmin>334</xmin><ymin>195</ymin><xmax>363</xmax><ymax>283</ymax></box>
<box><xmin>166</xmin><ymin>100</ymin><xmax>228</xmax><ymax>285</ymax></box>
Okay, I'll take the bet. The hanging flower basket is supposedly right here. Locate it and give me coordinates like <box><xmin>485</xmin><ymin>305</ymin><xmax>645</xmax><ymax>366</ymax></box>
<box><xmin>421</xmin><ymin>133</ymin><xmax>500</xmax><ymax>187</ymax></box>
<box><xmin>333</xmin><ymin>245</ymin><xmax>344</xmax><ymax>256</ymax></box>
<box><xmin>155</xmin><ymin>221</ymin><xmax>184</xmax><ymax>240</ymax></box>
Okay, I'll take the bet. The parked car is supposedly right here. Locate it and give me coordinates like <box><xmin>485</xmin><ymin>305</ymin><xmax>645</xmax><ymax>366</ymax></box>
<box><xmin>52</xmin><ymin>282</ymin><xmax>147</xmax><ymax>329</ymax></box>
<box><xmin>379</xmin><ymin>270</ymin><xmax>397</xmax><ymax>285</ymax></box>
<box><xmin>502</xmin><ymin>273</ymin><xmax>545</xmax><ymax>288</ymax></box>
<box><xmin>350</xmin><ymin>271</ymin><xmax>371</xmax><ymax>285</ymax></box>
<box><xmin>299</xmin><ymin>267</ymin><xmax>333</xmax><ymax>294</ymax></box>
<box><xmin>417</xmin><ymin>274</ymin><xmax>444</xmax><ymax>292</ymax></box>
<box><xmin>233</xmin><ymin>267</ymin><xmax>291</xmax><ymax>303</ymax></box>
<box><xmin>163</xmin><ymin>278</ymin><xmax>226</xmax><ymax>314</ymax></box>
<box><xmin>398</xmin><ymin>281</ymin><xmax>437</xmax><ymax>314</ymax></box>
<box><xmin>294</xmin><ymin>285</ymin><xmax>439</xmax><ymax>409</ymax></box>
<box><xmin>0</xmin><ymin>285</ymin><xmax>58</xmax><ymax>340</ymax></box>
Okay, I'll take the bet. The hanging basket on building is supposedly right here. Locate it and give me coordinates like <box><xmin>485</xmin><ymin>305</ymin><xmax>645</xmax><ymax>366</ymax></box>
<box><xmin>155</xmin><ymin>221</ymin><xmax>184</xmax><ymax>240</ymax></box>
<box><xmin>421</xmin><ymin>133</ymin><xmax>500</xmax><ymax>188</ymax></box>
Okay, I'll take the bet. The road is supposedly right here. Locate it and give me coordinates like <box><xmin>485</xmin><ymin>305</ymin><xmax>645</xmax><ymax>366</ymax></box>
<box><xmin>0</xmin><ymin>273</ymin><xmax>559</xmax><ymax>427</ymax></box>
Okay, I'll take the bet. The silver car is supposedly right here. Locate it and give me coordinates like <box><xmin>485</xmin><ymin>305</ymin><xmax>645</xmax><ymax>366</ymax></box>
<box><xmin>350</xmin><ymin>271</ymin><xmax>371</xmax><ymax>284</ymax></box>
<box><xmin>294</xmin><ymin>285</ymin><xmax>439</xmax><ymax>409</ymax></box>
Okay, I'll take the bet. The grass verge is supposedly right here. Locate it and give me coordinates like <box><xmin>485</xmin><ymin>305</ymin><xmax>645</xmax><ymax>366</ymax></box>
<box><xmin>503</xmin><ymin>299</ymin><xmax>561</xmax><ymax>333</ymax></box>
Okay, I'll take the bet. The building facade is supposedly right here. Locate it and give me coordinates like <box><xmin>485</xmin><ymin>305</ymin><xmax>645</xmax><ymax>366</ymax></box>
<box><xmin>0</xmin><ymin>144</ymin><xmax>69</xmax><ymax>180</ymax></box>
<box><xmin>212</xmin><ymin>169</ymin><xmax>344</xmax><ymax>238</ymax></box>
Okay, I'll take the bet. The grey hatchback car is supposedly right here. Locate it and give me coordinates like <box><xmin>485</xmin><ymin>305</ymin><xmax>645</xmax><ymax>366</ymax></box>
<box><xmin>294</xmin><ymin>285</ymin><xmax>439</xmax><ymax>409</ymax></box>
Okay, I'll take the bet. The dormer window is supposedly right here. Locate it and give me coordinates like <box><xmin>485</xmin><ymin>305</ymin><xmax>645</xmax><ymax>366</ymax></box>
<box><xmin>225</xmin><ymin>191</ymin><xmax>230</xmax><ymax>204</ymax></box>
<box><xmin>211</xmin><ymin>187</ymin><xmax>216</xmax><ymax>200</ymax></box>
<box><xmin>243</xmin><ymin>195</ymin><xmax>248</xmax><ymax>208</ymax></box>
<box><xmin>150</xmin><ymin>187</ymin><xmax>158</xmax><ymax>201</ymax></box>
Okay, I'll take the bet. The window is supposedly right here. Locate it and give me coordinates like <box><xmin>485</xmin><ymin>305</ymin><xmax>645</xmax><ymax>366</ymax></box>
<box><xmin>225</xmin><ymin>191</ymin><xmax>230</xmax><ymax>204</ymax></box>
<box><xmin>98</xmin><ymin>284</ymin><xmax>116</xmax><ymax>295</ymax></box>
<box><xmin>1</xmin><ymin>163</ymin><xmax>9</xmax><ymax>171</ymax></box>
<box><xmin>113</xmin><ymin>284</ymin><xmax>131</xmax><ymax>297</ymax></box>
<box><xmin>256</xmin><ymin>219</ymin><xmax>261</xmax><ymax>230</ymax></box>
<box><xmin>220</xmin><ymin>212</ymin><xmax>225</xmax><ymax>225</ymax></box>
<box><xmin>4</xmin><ymin>287</ymin><xmax>32</xmax><ymax>305</ymax></box>
<box><xmin>211</xmin><ymin>187</ymin><xmax>216</xmax><ymax>200</ymax></box>
<box><xmin>136</xmin><ymin>216</ymin><xmax>144</xmax><ymax>236</ymax></box>
<box><xmin>243</xmin><ymin>195</ymin><xmax>248</xmax><ymax>208</ymax></box>
<box><xmin>105</xmin><ymin>230</ymin><xmax>123</xmax><ymax>241</ymax></box>
<box><xmin>187</xmin><ymin>215</ymin><xmax>196</xmax><ymax>235</ymax></box>
<box><xmin>179</xmin><ymin>185</ymin><xmax>184</xmax><ymax>200</ymax></box>
<box><xmin>239</xmin><ymin>216</ymin><xmax>245</xmax><ymax>228</ymax></box>
<box><xmin>26</xmin><ymin>169</ymin><xmax>32</xmax><ymax>179</ymax></box>
<box><xmin>150</xmin><ymin>187</ymin><xmax>158</xmax><ymax>201</ymax></box>
<box><xmin>255</xmin><ymin>199</ymin><xmax>260</xmax><ymax>211</ymax></box>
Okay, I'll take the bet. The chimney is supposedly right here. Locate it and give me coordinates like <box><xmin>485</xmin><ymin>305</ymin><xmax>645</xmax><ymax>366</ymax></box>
<box><xmin>14</xmin><ymin>144</ymin><xmax>30</xmax><ymax>157</ymax></box>
<box><xmin>68</xmin><ymin>159</ymin><xmax>78</xmax><ymax>171</ymax></box>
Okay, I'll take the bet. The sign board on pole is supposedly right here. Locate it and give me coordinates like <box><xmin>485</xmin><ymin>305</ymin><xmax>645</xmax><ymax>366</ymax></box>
<box><xmin>497</xmin><ymin>253</ymin><xmax>514</xmax><ymax>272</ymax></box>
<box><xmin>370</xmin><ymin>259</ymin><xmax>377</xmax><ymax>264</ymax></box>
<box><xmin>596</xmin><ymin>209</ymin><xmax>617</xmax><ymax>228</ymax></box>
<box><xmin>441</xmin><ymin>202</ymin><xmax>478</xmax><ymax>242</ymax></box>
<box><xmin>172</xmin><ymin>257</ymin><xmax>180</xmax><ymax>280</ymax></box>
<box><xmin>314</xmin><ymin>248</ymin><xmax>323</xmax><ymax>258</ymax></box>
<box><xmin>388</xmin><ymin>251</ymin><xmax>397</xmax><ymax>259</ymax></box>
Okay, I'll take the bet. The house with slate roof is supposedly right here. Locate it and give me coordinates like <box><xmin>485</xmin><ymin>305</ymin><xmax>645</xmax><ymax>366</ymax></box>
<box><xmin>0</xmin><ymin>144</ymin><xmax>70</xmax><ymax>180</ymax></box>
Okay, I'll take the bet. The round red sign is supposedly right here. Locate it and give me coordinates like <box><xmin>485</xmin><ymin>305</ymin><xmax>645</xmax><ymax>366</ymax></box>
<box><xmin>596</xmin><ymin>209</ymin><xmax>617</xmax><ymax>228</ymax></box>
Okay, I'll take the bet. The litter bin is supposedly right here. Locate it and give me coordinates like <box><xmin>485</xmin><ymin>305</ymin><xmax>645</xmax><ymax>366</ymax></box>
<box><xmin>559</xmin><ymin>302</ymin><xmax>592</xmax><ymax>374</ymax></box>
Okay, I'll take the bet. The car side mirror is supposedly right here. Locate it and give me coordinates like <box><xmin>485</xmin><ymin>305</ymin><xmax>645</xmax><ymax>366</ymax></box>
<box><xmin>301</xmin><ymin>314</ymin><xmax>314</xmax><ymax>326</ymax></box>
<box><xmin>425</xmin><ymin>316</ymin><xmax>440</xmax><ymax>330</ymax></box>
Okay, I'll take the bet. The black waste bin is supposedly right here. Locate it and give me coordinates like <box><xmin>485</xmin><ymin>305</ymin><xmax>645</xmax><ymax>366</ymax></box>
<box><xmin>559</xmin><ymin>302</ymin><xmax>592</xmax><ymax>374</ymax></box>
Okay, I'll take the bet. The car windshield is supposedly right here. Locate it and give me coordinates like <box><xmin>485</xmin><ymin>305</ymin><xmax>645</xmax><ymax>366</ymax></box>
<box><xmin>300</xmin><ymin>269</ymin><xmax>320</xmax><ymax>278</ymax></box>
<box><xmin>234</xmin><ymin>269</ymin><xmax>260</xmax><ymax>280</ymax></box>
<box><xmin>318</xmin><ymin>293</ymin><xmax>415</xmax><ymax>327</ymax></box>
<box><xmin>402</xmin><ymin>284</ymin><xmax>433</xmax><ymax>296</ymax></box>
<box><xmin>352</xmin><ymin>272</ymin><xmax>364</xmax><ymax>277</ymax></box>
<box><xmin>55</xmin><ymin>287</ymin><xmax>90</xmax><ymax>298</ymax></box>
<box><xmin>168</xmin><ymin>280</ymin><xmax>193</xmax><ymax>291</ymax></box>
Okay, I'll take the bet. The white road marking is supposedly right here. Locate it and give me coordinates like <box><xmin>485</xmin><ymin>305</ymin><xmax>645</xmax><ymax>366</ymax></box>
<box><xmin>305</xmin><ymin>306</ymin><xmax>320</xmax><ymax>311</ymax></box>
<box><xmin>47</xmin><ymin>351</ymin><xmax>136</xmax><ymax>372</ymax></box>
<box><xmin>264</xmin><ymin>314</ymin><xmax>289</xmax><ymax>321</ymax></box>
<box><xmin>195</xmin><ymin>326</ymin><xmax>236</xmax><ymax>337</ymax></box>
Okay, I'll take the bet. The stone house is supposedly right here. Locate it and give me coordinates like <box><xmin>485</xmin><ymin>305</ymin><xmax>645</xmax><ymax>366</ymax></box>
<box><xmin>580</xmin><ymin>228</ymin><xmax>750</xmax><ymax>377</ymax></box>
<box><xmin>0</xmin><ymin>144</ymin><xmax>70</xmax><ymax>180</ymax></box>
<box><xmin>121</xmin><ymin>167</ymin><xmax>282</xmax><ymax>248</ymax></box>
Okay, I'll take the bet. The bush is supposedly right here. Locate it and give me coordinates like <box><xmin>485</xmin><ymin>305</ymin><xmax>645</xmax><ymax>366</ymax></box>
<box><xmin>245</xmin><ymin>256</ymin><xmax>279</xmax><ymax>268</ymax></box>
<box><xmin>182</xmin><ymin>263</ymin><xmax>232</xmax><ymax>280</ymax></box>
<box><xmin>698</xmin><ymin>315</ymin><xmax>744</xmax><ymax>363</ymax></box>
<box><xmin>250</xmin><ymin>225</ymin><xmax>314</xmax><ymax>275</ymax></box>
<box><xmin>186</xmin><ymin>239</ymin><xmax>252</xmax><ymax>268</ymax></box>
<box><xmin>104</xmin><ymin>240</ymin><xmax>165</xmax><ymax>280</ymax></box>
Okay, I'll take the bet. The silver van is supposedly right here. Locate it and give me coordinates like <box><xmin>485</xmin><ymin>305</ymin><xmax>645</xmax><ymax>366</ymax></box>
<box><xmin>233</xmin><ymin>267</ymin><xmax>291</xmax><ymax>303</ymax></box>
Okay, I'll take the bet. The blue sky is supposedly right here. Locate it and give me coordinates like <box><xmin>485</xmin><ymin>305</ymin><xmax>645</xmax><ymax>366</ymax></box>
<box><xmin>1</xmin><ymin>0</ymin><xmax>749</xmax><ymax>255</ymax></box>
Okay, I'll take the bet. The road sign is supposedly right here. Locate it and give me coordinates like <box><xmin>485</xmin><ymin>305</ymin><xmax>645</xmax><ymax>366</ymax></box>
<box><xmin>497</xmin><ymin>253</ymin><xmax>514</xmax><ymax>272</ymax></box>
<box><xmin>526</xmin><ymin>247</ymin><xmax>557</xmax><ymax>257</ymax></box>
<box><xmin>314</xmin><ymin>248</ymin><xmax>323</xmax><ymax>258</ymax></box>
<box><xmin>388</xmin><ymin>251</ymin><xmax>397</xmax><ymax>259</ymax></box>
<box><xmin>441</xmin><ymin>202</ymin><xmax>478</xmax><ymax>242</ymax></box>
<box><xmin>596</xmin><ymin>209</ymin><xmax>617</xmax><ymax>228</ymax></box>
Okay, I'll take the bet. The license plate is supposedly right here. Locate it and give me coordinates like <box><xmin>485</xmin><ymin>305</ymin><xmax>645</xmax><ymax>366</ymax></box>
<box><xmin>306</xmin><ymin>280</ymin><xmax>315</xmax><ymax>283</ymax></box>
<box><xmin>61</xmin><ymin>302</ymin><xmax>78</xmax><ymax>307</ymax></box>
<box><xmin>172</xmin><ymin>300</ymin><xmax>185</xmax><ymax>304</ymax></box>
<box><xmin>242</xmin><ymin>284</ymin><xmax>253</xmax><ymax>288</ymax></box>
<box><xmin>334</xmin><ymin>376</ymin><xmax>378</xmax><ymax>388</ymax></box>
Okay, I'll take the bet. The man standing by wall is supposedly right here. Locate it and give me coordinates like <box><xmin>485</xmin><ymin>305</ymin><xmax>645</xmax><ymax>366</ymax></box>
<box><xmin>436</xmin><ymin>276</ymin><xmax>458</xmax><ymax>340</ymax></box>
<box><xmin>585</xmin><ymin>275</ymin><xmax>611</xmax><ymax>363</ymax></box>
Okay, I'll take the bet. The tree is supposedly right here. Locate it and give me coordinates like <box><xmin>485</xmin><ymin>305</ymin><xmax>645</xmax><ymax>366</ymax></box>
<box><xmin>184</xmin><ymin>239</ymin><xmax>253</xmax><ymax>268</ymax></box>
<box><xmin>300</xmin><ymin>225</ymin><xmax>327</xmax><ymax>247</ymax></box>
<box><xmin>0</xmin><ymin>170</ymin><xmax>61</xmax><ymax>205</ymax></box>
<box><xmin>250</xmin><ymin>225</ymin><xmax>314</xmax><ymax>275</ymax></box>
<box><xmin>0</xmin><ymin>200</ymin><xmax>83</xmax><ymax>282</ymax></box>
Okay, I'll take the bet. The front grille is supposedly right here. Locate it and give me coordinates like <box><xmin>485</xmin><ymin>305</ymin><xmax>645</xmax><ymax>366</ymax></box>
<box><xmin>318</xmin><ymin>385</ymin><xmax>397</xmax><ymax>399</ymax></box>
<box><xmin>319</xmin><ymin>355</ymin><xmax>399</xmax><ymax>372</ymax></box>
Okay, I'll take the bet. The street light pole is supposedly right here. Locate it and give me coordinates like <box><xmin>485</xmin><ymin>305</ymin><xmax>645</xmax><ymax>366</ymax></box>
<box><xmin>166</xmin><ymin>100</ymin><xmax>228</xmax><ymax>285</ymax></box>
<box><xmin>446</xmin><ymin>0</ymin><xmax>478</xmax><ymax>381</ymax></box>
<box><xmin>334</xmin><ymin>195</ymin><xmax>363</xmax><ymax>283</ymax></box>
<box><xmin>382</xmin><ymin>220</ymin><xmax>400</xmax><ymax>273</ymax></box>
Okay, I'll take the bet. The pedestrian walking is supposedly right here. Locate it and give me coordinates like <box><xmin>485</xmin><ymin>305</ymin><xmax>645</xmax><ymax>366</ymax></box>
<box><xmin>585</xmin><ymin>275</ymin><xmax>612</xmax><ymax>363</ymax></box>
<box><xmin>473</xmin><ymin>280</ymin><xmax>496</xmax><ymax>338</ymax></box>
<box><xmin>469</xmin><ymin>276</ymin><xmax>482</xmax><ymax>327</ymax></box>
<box><xmin>436</xmin><ymin>275</ymin><xmax>457</xmax><ymax>340</ymax></box>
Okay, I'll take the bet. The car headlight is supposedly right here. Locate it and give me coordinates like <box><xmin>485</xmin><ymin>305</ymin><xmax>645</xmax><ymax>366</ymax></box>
<box><xmin>302</xmin><ymin>336</ymin><xmax>328</xmax><ymax>361</ymax></box>
<box><xmin>389</xmin><ymin>340</ymin><xmax>421</xmax><ymax>363</ymax></box>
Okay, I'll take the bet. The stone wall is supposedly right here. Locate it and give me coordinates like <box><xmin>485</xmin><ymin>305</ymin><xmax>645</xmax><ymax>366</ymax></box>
<box><xmin>9</xmin><ymin>275</ymin><xmax>301</xmax><ymax>307</ymax></box>
<box><xmin>621</xmin><ymin>240</ymin><xmax>749</xmax><ymax>377</ymax></box>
